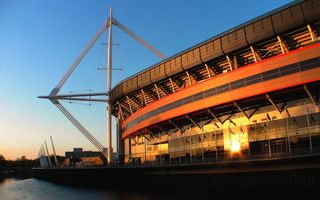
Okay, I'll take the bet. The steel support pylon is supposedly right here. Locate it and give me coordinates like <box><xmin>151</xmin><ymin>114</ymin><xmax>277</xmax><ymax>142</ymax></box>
<box><xmin>39</xmin><ymin>5</ymin><xmax>165</xmax><ymax>165</ymax></box>
<box><xmin>106</xmin><ymin>6</ymin><xmax>113</xmax><ymax>163</ymax></box>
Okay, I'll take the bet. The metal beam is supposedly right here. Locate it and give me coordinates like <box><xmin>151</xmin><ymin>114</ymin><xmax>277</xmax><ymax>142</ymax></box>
<box><xmin>117</xmin><ymin>101</ymin><xmax>131</xmax><ymax>115</ymax></box>
<box><xmin>229</xmin><ymin>118</ymin><xmax>237</xmax><ymax>126</ymax></box>
<box><xmin>58</xmin><ymin>97</ymin><xmax>106</xmax><ymax>102</ymax></box>
<box><xmin>186</xmin><ymin>115</ymin><xmax>202</xmax><ymax>130</ymax></box>
<box><xmin>234</xmin><ymin>101</ymin><xmax>249</xmax><ymax>119</ymax></box>
<box><xmin>277</xmin><ymin>35</ymin><xmax>288</xmax><ymax>54</ymax></box>
<box><xmin>266</xmin><ymin>94</ymin><xmax>281</xmax><ymax>113</ymax></box>
<box><xmin>126</xmin><ymin>95</ymin><xmax>133</xmax><ymax>114</ymax></box>
<box><xmin>54</xmin><ymin>102</ymin><xmax>105</xmax><ymax>153</ymax></box>
<box><xmin>186</xmin><ymin>71</ymin><xmax>193</xmax><ymax>86</ymax></box>
<box><xmin>185</xmin><ymin>71</ymin><xmax>198</xmax><ymax>85</ymax></box>
<box><xmin>112</xmin><ymin>18</ymin><xmax>166</xmax><ymax>59</ymax></box>
<box><xmin>116</xmin><ymin>102</ymin><xmax>124</xmax><ymax>120</ymax></box>
<box><xmin>168</xmin><ymin>119</ymin><xmax>182</xmax><ymax>133</ymax></box>
<box><xmin>169</xmin><ymin>78</ymin><xmax>176</xmax><ymax>93</ymax></box>
<box><xmin>157</xmin><ymin>125</ymin><xmax>165</xmax><ymax>133</ymax></box>
<box><xmin>106</xmin><ymin>8</ymin><xmax>113</xmax><ymax>163</ymax></box>
<box><xmin>44</xmin><ymin>140</ymin><xmax>52</xmax><ymax>167</ymax></box>
<box><xmin>189</xmin><ymin>71</ymin><xmax>198</xmax><ymax>82</ymax></box>
<box><xmin>307</xmin><ymin>24</ymin><xmax>316</xmax><ymax>42</ymax></box>
<box><xmin>213</xmin><ymin>121</ymin><xmax>220</xmax><ymax>129</ymax></box>
<box><xmin>39</xmin><ymin>92</ymin><xmax>107</xmax><ymax>99</ymax></box>
<box><xmin>50</xmin><ymin>136</ymin><xmax>59</xmax><ymax>166</ymax></box>
<box><xmin>233</xmin><ymin>55</ymin><xmax>238</xmax><ymax>69</ymax></box>
<box><xmin>207</xmin><ymin>108</ymin><xmax>223</xmax><ymax>124</ymax></box>
<box><xmin>250</xmin><ymin>46</ymin><xmax>261</xmax><ymax>62</ymax></box>
<box><xmin>304</xmin><ymin>85</ymin><xmax>317</xmax><ymax>106</ymax></box>
<box><xmin>154</xmin><ymin>83</ymin><xmax>161</xmax><ymax>99</ymax></box>
<box><xmin>222</xmin><ymin>113</ymin><xmax>234</xmax><ymax>124</ymax></box>
<box><xmin>142</xmin><ymin>134</ymin><xmax>151</xmax><ymax>141</ymax></box>
<box><xmin>49</xmin><ymin>19</ymin><xmax>110</xmax><ymax>96</ymax></box>
<box><xmin>41</xmin><ymin>144</ymin><xmax>49</xmax><ymax>167</ymax></box>
<box><xmin>204</xmin><ymin>63</ymin><xmax>212</xmax><ymax>78</ymax></box>
<box><xmin>141</xmin><ymin>89</ymin><xmax>148</xmax><ymax>106</ymax></box>
<box><xmin>171</xmin><ymin>77</ymin><xmax>181</xmax><ymax>89</ymax></box>
<box><xmin>145</xmin><ymin>128</ymin><xmax>156</xmax><ymax>139</ymax></box>
<box><xmin>131</xmin><ymin>136</ymin><xmax>139</xmax><ymax>145</ymax></box>
<box><xmin>226</xmin><ymin>55</ymin><xmax>233</xmax><ymax>71</ymax></box>
<box><xmin>248</xmin><ymin>107</ymin><xmax>259</xmax><ymax>119</ymax></box>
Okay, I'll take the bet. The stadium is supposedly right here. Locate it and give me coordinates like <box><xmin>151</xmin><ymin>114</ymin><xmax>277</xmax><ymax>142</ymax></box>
<box><xmin>109</xmin><ymin>0</ymin><xmax>320</xmax><ymax>164</ymax></box>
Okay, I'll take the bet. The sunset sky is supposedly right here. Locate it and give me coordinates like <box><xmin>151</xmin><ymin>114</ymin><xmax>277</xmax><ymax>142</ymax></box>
<box><xmin>0</xmin><ymin>0</ymin><xmax>292</xmax><ymax>160</ymax></box>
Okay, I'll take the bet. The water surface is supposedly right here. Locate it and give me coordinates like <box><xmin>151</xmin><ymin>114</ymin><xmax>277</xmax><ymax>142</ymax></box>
<box><xmin>0</xmin><ymin>178</ymin><xmax>168</xmax><ymax>200</ymax></box>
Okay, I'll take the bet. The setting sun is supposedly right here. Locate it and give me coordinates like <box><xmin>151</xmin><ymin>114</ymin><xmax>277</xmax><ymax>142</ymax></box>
<box><xmin>231</xmin><ymin>141</ymin><xmax>241</xmax><ymax>152</ymax></box>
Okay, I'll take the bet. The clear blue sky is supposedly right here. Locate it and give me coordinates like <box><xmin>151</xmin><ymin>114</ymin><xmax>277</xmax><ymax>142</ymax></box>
<box><xmin>0</xmin><ymin>0</ymin><xmax>293</xmax><ymax>160</ymax></box>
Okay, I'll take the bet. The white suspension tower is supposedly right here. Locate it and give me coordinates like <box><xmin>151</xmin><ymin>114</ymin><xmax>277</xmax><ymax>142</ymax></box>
<box><xmin>39</xmin><ymin>5</ymin><xmax>165</xmax><ymax>164</ymax></box>
<box><xmin>106</xmin><ymin>6</ymin><xmax>113</xmax><ymax>162</ymax></box>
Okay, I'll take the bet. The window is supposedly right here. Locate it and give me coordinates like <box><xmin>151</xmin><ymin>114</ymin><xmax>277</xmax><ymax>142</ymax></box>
<box><xmin>262</xmin><ymin>69</ymin><xmax>280</xmax><ymax>81</ymax></box>
<box><xmin>245</xmin><ymin>74</ymin><xmax>261</xmax><ymax>85</ymax></box>
<box><xmin>230</xmin><ymin>79</ymin><xmax>245</xmax><ymax>90</ymax></box>
<box><xmin>280</xmin><ymin>63</ymin><xmax>299</xmax><ymax>76</ymax></box>
<box><xmin>299</xmin><ymin>58</ymin><xmax>319</xmax><ymax>71</ymax></box>
<box><xmin>216</xmin><ymin>84</ymin><xmax>229</xmax><ymax>94</ymax></box>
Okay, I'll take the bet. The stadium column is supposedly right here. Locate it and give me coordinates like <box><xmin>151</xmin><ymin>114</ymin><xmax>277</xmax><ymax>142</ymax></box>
<box><xmin>307</xmin><ymin>24</ymin><xmax>316</xmax><ymax>42</ymax></box>
<box><xmin>305</xmin><ymin>102</ymin><xmax>313</xmax><ymax>153</ymax></box>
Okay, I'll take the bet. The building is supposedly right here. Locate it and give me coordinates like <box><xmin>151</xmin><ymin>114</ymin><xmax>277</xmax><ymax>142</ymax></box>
<box><xmin>109</xmin><ymin>0</ymin><xmax>320</xmax><ymax>164</ymax></box>
<box><xmin>64</xmin><ymin>148</ymin><xmax>105</xmax><ymax>166</ymax></box>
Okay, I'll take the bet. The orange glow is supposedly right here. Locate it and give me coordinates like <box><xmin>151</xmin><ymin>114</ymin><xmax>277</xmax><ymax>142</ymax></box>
<box><xmin>231</xmin><ymin>141</ymin><xmax>241</xmax><ymax>152</ymax></box>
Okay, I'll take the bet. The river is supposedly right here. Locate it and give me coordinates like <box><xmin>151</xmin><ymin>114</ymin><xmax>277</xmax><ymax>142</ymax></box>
<box><xmin>0</xmin><ymin>177</ymin><xmax>170</xmax><ymax>200</ymax></box>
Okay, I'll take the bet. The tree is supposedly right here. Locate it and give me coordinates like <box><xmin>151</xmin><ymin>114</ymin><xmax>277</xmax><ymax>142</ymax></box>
<box><xmin>0</xmin><ymin>154</ymin><xmax>6</xmax><ymax>168</ymax></box>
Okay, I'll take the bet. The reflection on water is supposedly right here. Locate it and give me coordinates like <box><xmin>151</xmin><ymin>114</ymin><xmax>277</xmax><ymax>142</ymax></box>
<box><xmin>0</xmin><ymin>177</ymin><xmax>168</xmax><ymax>200</ymax></box>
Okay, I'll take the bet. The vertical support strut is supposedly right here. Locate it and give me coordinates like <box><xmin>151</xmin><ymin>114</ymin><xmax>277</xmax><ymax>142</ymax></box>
<box><xmin>106</xmin><ymin>6</ymin><xmax>113</xmax><ymax>163</ymax></box>
<box><xmin>169</xmin><ymin>78</ymin><xmax>176</xmax><ymax>93</ymax></box>
<box><xmin>305</xmin><ymin>102</ymin><xmax>313</xmax><ymax>153</ymax></box>
<box><xmin>304</xmin><ymin>85</ymin><xmax>317</xmax><ymax>106</ymax></box>
<box><xmin>42</xmin><ymin>144</ymin><xmax>49</xmax><ymax>167</ymax></box>
<box><xmin>44</xmin><ymin>140</ymin><xmax>52</xmax><ymax>167</ymax></box>
<box><xmin>226</xmin><ymin>55</ymin><xmax>233</xmax><ymax>71</ymax></box>
<box><xmin>250</xmin><ymin>46</ymin><xmax>261</xmax><ymax>62</ymax></box>
<box><xmin>141</xmin><ymin>89</ymin><xmax>148</xmax><ymax>105</ymax></box>
<box><xmin>154</xmin><ymin>83</ymin><xmax>161</xmax><ymax>99</ymax></box>
<box><xmin>117</xmin><ymin>102</ymin><xmax>124</xmax><ymax>120</ymax></box>
<box><xmin>204</xmin><ymin>63</ymin><xmax>212</xmax><ymax>78</ymax></box>
<box><xmin>277</xmin><ymin>35</ymin><xmax>288</xmax><ymax>54</ymax></box>
<box><xmin>307</xmin><ymin>24</ymin><xmax>316</xmax><ymax>42</ymax></box>
<box><xmin>233</xmin><ymin>55</ymin><xmax>238</xmax><ymax>69</ymax></box>
<box><xmin>186</xmin><ymin>71</ymin><xmax>192</xmax><ymax>86</ymax></box>
<box><xmin>126</xmin><ymin>95</ymin><xmax>133</xmax><ymax>114</ymax></box>
<box><xmin>50</xmin><ymin>136</ymin><xmax>59</xmax><ymax>166</ymax></box>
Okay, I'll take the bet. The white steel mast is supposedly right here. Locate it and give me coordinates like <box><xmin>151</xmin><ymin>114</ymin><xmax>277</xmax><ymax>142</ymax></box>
<box><xmin>39</xmin><ymin>4</ymin><xmax>165</xmax><ymax>165</ymax></box>
<box><xmin>107</xmin><ymin>6</ymin><xmax>113</xmax><ymax>163</ymax></box>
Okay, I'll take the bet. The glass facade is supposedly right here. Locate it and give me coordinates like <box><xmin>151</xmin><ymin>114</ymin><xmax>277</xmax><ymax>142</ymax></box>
<box><xmin>123</xmin><ymin>106</ymin><xmax>320</xmax><ymax>166</ymax></box>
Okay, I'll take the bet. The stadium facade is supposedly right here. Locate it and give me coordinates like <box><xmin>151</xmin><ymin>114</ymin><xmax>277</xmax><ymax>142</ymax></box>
<box><xmin>110</xmin><ymin>0</ymin><xmax>320</xmax><ymax>164</ymax></box>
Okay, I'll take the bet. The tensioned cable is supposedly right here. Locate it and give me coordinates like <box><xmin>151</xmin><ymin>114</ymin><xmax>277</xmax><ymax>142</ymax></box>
<box><xmin>54</xmin><ymin>103</ymin><xmax>105</xmax><ymax>152</ymax></box>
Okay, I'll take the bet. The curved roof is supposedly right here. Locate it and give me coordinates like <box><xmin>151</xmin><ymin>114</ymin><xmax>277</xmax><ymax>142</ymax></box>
<box><xmin>110</xmin><ymin>0</ymin><xmax>319</xmax><ymax>104</ymax></box>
